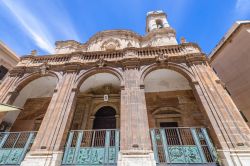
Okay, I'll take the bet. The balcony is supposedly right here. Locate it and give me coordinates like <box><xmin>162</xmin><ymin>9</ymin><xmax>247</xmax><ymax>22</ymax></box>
<box><xmin>150</xmin><ymin>127</ymin><xmax>218</xmax><ymax>165</ymax></box>
<box><xmin>0</xmin><ymin>132</ymin><xmax>36</xmax><ymax>165</ymax></box>
<box><xmin>0</xmin><ymin>128</ymin><xmax>217</xmax><ymax>165</ymax></box>
<box><xmin>62</xmin><ymin>129</ymin><xmax>120</xmax><ymax>165</ymax></box>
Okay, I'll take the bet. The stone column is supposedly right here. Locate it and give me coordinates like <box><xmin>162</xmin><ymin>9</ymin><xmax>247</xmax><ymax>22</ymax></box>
<box><xmin>21</xmin><ymin>72</ymin><xmax>78</xmax><ymax>166</ymax></box>
<box><xmin>118</xmin><ymin>68</ymin><xmax>156</xmax><ymax>166</ymax></box>
<box><xmin>190</xmin><ymin>62</ymin><xmax>250</xmax><ymax>166</ymax></box>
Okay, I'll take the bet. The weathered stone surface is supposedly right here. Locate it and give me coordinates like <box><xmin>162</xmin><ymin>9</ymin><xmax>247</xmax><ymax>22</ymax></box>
<box><xmin>0</xmin><ymin>10</ymin><xmax>249</xmax><ymax>166</ymax></box>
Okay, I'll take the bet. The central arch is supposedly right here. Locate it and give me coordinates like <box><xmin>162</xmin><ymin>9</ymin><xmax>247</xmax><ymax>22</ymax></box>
<box><xmin>93</xmin><ymin>106</ymin><xmax>116</xmax><ymax>129</ymax></box>
<box><xmin>70</xmin><ymin>71</ymin><xmax>121</xmax><ymax>130</ymax></box>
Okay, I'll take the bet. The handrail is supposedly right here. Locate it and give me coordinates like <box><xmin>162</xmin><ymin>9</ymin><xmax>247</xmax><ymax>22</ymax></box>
<box><xmin>69</xmin><ymin>129</ymin><xmax>119</xmax><ymax>132</ymax></box>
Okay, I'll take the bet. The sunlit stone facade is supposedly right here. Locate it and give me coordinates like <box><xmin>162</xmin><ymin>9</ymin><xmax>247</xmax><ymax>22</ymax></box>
<box><xmin>0</xmin><ymin>11</ymin><xmax>250</xmax><ymax>166</ymax></box>
<box><xmin>0</xmin><ymin>41</ymin><xmax>19</xmax><ymax>84</ymax></box>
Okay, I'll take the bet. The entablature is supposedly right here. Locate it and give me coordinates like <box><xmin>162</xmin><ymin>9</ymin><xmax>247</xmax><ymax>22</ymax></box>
<box><xmin>12</xmin><ymin>43</ymin><xmax>205</xmax><ymax>75</ymax></box>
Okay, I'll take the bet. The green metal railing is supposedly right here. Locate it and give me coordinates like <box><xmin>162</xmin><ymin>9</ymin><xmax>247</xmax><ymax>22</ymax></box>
<box><xmin>0</xmin><ymin>131</ymin><xmax>36</xmax><ymax>165</ymax></box>
<box><xmin>150</xmin><ymin>127</ymin><xmax>217</xmax><ymax>165</ymax></box>
<box><xmin>62</xmin><ymin>129</ymin><xmax>120</xmax><ymax>165</ymax></box>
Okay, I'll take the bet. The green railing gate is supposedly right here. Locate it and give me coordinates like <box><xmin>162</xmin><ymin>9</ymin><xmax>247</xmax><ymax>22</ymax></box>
<box><xmin>0</xmin><ymin>132</ymin><xmax>36</xmax><ymax>165</ymax></box>
<box><xmin>150</xmin><ymin>128</ymin><xmax>217</xmax><ymax>165</ymax></box>
<box><xmin>62</xmin><ymin>129</ymin><xmax>119</xmax><ymax>165</ymax></box>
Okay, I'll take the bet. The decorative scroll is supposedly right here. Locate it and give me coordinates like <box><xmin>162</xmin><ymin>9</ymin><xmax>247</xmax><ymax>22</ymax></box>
<box><xmin>62</xmin><ymin>130</ymin><xmax>119</xmax><ymax>165</ymax></box>
<box><xmin>168</xmin><ymin>146</ymin><xmax>202</xmax><ymax>163</ymax></box>
<box><xmin>150</xmin><ymin>128</ymin><xmax>217</xmax><ymax>165</ymax></box>
<box><xmin>77</xmin><ymin>148</ymin><xmax>104</xmax><ymax>164</ymax></box>
<box><xmin>63</xmin><ymin>148</ymin><xmax>75</xmax><ymax>164</ymax></box>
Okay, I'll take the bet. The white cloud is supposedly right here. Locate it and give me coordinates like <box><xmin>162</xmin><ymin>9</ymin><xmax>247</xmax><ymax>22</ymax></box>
<box><xmin>2</xmin><ymin>0</ymin><xmax>55</xmax><ymax>53</ymax></box>
<box><xmin>236</xmin><ymin>0</ymin><xmax>250</xmax><ymax>17</ymax></box>
<box><xmin>1</xmin><ymin>0</ymin><xmax>80</xmax><ymax>54</ymax></box>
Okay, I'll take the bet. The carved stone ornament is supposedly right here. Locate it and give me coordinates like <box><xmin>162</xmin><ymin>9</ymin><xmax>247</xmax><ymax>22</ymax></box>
<box><xmin>156</xmin><ymin>52</ymin><xmax>168</xmax><ymax>63</ymax></box>
<box><xmin>40</xmin><ymin>63</ymin><xmax>49</xmax><ymax>75</ymax></box>
<box><xmin>101</xmin><ymin>38</ymin><xmax>121</xmax><ymax>51</ymax></box>
<box><xmin>127</xmin><ymin>42</ymin><xmax>132</xmax><ymax>47</ymax></box>
<box><xmin>97</xmin><ymin>56</ymin><xmax>106</xmax><ymax>67</ymax></box>
<box><xmin>70</xmin><ymin>54</ymin><xmax>81</xmax><ymax>63</ymax></box>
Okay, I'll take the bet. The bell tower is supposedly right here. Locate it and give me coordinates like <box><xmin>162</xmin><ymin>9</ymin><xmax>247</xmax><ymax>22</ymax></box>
<box><xmin>144</xmin><ymin>10</ymin><xmax>177</xmax><ymax>46</ymax></box>
<box><xmin>146</xmin><ymin>10</ymin><xmax>170</xmax><ymax>33</ymax></box>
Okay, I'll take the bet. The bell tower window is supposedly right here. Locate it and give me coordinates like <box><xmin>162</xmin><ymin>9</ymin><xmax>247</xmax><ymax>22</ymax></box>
<box><xmin>156</xmin><ymin>19</ymin><xmax>163</xmax><ymax>29</ymax></box>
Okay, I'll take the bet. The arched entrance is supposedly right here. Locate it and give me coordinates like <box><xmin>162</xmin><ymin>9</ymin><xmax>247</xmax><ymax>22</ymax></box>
<box><xmin>93</xmin><ymin>106</ymin><xmax>116</xmax><ymax>129</ymax></box>
<box><xmin>63</xmin><ymin>72</ymin><xmax>121</xmax><ymax>165</ymax></box>
<box><xmin>143</xmin><ymin>68</ymin><xmax>217</xmax><ymax>164</ymax></box>
<box><xmin>70</xmin><ymin>72</ymin><xmax>121</xmax><ymax>130</ymax></box>
<box><xmin>143</xmin><ymin>68</ymin><xmax>203</xmax><ymax>128</ymax></box>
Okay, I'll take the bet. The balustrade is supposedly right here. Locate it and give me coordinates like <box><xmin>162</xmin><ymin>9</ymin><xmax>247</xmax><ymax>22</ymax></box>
<box><xmin>150</xmin><ymin>127</ymin><xmax>218</xmax><ymax>165</ymax></box>
<box><xmin>0</xmin><ymin>132</ymin><xmax>36</xmax><ymax>165</ymax></box>
<box><xmin>62</xmin><ymin>129</ymin><xmax>119</xmax><ymax>166</ymax></box>
<box><xmin>19</xmin><ymin>44</ymin><xmax>200</xmax><ymax>67</ymax></box>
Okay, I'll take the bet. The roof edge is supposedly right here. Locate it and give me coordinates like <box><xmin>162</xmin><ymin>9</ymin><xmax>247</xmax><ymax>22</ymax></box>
<box><xmin>209</xmin><ymin>20</ymin><xmax>250</xmax><ymax>62</ymax></box>
<box><xmin>0</xmin><ymin>41</ymin><xmax>20</xmax><ymax>62</ymax></box>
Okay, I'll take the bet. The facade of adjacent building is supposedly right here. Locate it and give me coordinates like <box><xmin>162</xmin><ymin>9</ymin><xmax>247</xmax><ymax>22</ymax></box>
<box><xmin>210</xmin><ymin>21</ymin><xmax>250</xmax><ymax>127</ymax></box>
<box><xmin>0</xmin><ymin>41</ymin><xmax>19</xmax><ymax>84</ymax></box>
<box><xmin>0</xmin><ymin>11</ymin><xmax>250</xmax><ymax>166</ymax></box>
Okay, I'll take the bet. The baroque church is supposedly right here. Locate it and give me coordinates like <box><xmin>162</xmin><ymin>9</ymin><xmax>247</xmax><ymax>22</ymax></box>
<box><xmin>0</xmin><ymin>10</ymin><xmax>250</xmax><ymax>166</ymax></box>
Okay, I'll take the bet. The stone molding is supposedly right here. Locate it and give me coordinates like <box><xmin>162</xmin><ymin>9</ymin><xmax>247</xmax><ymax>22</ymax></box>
<box><xmin>13</xmin><ymin>44</ymin><xmax>204</xmax><ymax>76</ymax></box>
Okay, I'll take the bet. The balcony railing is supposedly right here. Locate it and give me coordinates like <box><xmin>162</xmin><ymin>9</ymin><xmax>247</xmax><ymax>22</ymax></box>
<box><xmin>0</xmin><ymin>131</ymin><xmax>36</xmax><ymax>165</ymax></box>
<box><xmin>62</xmin><ymin>129</ymin><xmax>120</xmax><ymax>165</ymax></box>
<box><xmin>150</xmin><ymin>127</ymin><xmax>217</xmax><ymax>165</ymax></box>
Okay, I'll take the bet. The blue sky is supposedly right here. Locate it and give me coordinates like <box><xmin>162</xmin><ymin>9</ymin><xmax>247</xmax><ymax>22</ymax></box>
<box><xmin>0</xmin><ymin>0</ymin><xmax>249</xmax><ymax>56</ymax></box>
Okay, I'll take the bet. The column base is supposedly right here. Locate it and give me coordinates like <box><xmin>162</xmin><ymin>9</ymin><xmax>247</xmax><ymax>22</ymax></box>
<box><xmin>218</xmin><ymin>149</ymin><xmax>250</xmax><ymax>166</ymax></box>
<box><xmin>117</xmin><ymin>150</ymin><xmax>156</xmax><ymax>166</ymax></box>
<box><xmin>20</xmin><ymin>151</ymin><xmax>63</xmax><ymax>166</ymax></box>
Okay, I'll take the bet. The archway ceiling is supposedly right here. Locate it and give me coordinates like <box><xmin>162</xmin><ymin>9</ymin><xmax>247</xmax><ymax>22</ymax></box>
<box><xmin>79</xmin><ymin>73</ymin><xmax>120</xmax><ymax>94</ymax></box>
<box><xmin>13</xmin><ymin>76</ymin><xmax>58</xmax><ymax>107</ymax></box>
<box><xmin>4</xmin><ymin>76</ymin><xmax>57</xmax><ymax>123</ymax></box>
<box><xmin>144</xmin><ymin>69</ymin><xmax>191</xmax><ymax>93</ymax></box>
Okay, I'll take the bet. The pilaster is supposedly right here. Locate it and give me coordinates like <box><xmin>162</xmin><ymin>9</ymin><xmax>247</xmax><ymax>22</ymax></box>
<box><xmin>119</xmin><ymin>66</ymin><xmax>156</xmax><ymax>166</ymax></box>
<box><xmin>190</xmin><ymin>62</ymin><xmax>250</xmax><ymax>165</ymax></box>
<box><xmin>21</xmin><ymin>71</ymin><xmax>78</xmax><ymax>166</ymax></box>
<box><xmin>0</xmin><ymin>75</ymin><xmax>19</xmax><ymax>104</ymax></box>
<box><xmin>0</xmin><ymin>75</ymin><xmax>20</xmax><ymax>123</ymax></box>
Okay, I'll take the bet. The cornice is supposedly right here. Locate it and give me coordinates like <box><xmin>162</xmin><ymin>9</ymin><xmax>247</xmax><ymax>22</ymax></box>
<box><xmin>0</xmin><ymin>41</ymin><xmax>20</xmax><ymax>62</ymax></box>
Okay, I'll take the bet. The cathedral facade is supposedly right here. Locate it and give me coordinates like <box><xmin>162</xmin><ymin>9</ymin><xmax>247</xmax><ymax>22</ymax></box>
<box><xmin>0</xmin><ymin>11</ymin><xmax>250</xmax><ymax>166</ymax></box>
